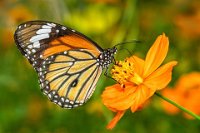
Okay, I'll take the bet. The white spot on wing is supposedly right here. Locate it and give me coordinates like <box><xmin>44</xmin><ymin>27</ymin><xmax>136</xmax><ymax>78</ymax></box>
<box><xmin>33</xmin><ymin>41</ymin><xmax>40</xmax><ymax>48</ymax></box>
<box><xmin>27</xmin><ymin>51</ymin><xmax>31</xmax><ymax>55</ymax></box>
<box><xmin>30</xmin><ymin>34</ymin><xmax>49</xmax><ymax>42</ymax></box>
<box><xmin>27</xmin><ymin>45</ymin><xmax>33</xmax><ymax>49</ymax></box>
<box><xmin>67</xmin><ymin>62</ymin><xmax>73</xmax><ymax>66</ymax></box>
<box><xmin>47</xmin><ymin>23</ymin><xmax>56</xmax><ymax>27</ymax></box>
<box><xmin>48</xmin><ymin>94</ymin><xmax>52</xmax><ymax>98</ymax></box>
<box><xmin>73</xmin><ymin>104</ymin><xmax>78</xmax><ymax>107</ymax></box>
<box><xmin>36</xmin><ymin>28</ymin><xmax>51</xmax><ymax>34</ymax></box>
<box><xmin>61</xmin><ymin>26</ymin><xmax>67</xmax><ymax>30</ymax></box>
<box><xmin>65</xmin><ymin>99</ymin><xmax>69</xmax><ymax>103</ymax></box>
<box><xmin>58</xmin><ymin>102</ymin><xmax>62</xmax><ymax>106</ymax></box>
<box><xmin>42</xmin><ymin>25</ymin><xmax>52</xmax><ymax>29</ymax></box>
<box><xmin>32</xmin><ymin>49</ymin><xmax>36</xmax><ymax>53</ymax></box>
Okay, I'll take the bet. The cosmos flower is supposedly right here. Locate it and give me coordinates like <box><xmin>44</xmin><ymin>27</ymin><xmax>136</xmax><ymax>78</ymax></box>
<box><xmin>162</xmin><ymin>72</ymin><xmax>200</xmax><ymax>119</ymax></box>
<box><xmin>101</xmin><ymin>33</ymin><xmax>177</xmax><ymax>129</ymax></box>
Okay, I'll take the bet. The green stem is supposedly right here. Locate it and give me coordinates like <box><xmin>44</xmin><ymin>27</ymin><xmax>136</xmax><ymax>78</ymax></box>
<box><xmin>155</xmin><ymin>92</ymin><xmax>200</xmax><ymax>120</ymax></box>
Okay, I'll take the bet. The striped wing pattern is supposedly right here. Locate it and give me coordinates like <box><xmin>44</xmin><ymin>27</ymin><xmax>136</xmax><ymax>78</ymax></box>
<box><xmin>39</xmin><ymin>49</ymin><xmax>102</xmax><ymax>108</ymax></box>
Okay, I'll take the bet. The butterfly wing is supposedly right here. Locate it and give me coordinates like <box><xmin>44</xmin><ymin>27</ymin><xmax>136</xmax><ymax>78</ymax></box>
<box><xmin>40</xmin><ymin>49</ymin><xmax>102</xmax><ymax>108</ymax></box>
<box><xmin>14</xmin><ymin>20</ymin><xmax>103</xmax><ymax>68</ymax></box>
<box><xmin>14</xmin><ymin>20</ymin><xmax>103</xmax><ymax>108</ymax></box>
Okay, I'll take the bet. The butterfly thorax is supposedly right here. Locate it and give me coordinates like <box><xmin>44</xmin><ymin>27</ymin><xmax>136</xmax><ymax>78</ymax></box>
<box><xmin>97</xmin><ymin>47</ymin><xmax>117</xmax><ymax>68</ymax></box>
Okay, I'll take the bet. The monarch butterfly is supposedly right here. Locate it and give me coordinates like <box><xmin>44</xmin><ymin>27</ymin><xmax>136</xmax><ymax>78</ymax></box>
<box><xmin>14</xmin><ymin>20</ymin><xmax>117</xmax><ymax>109</ymax></box>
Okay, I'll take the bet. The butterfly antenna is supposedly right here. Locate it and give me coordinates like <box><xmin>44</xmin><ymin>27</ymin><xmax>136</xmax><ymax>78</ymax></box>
<box><xmin>113</xmin><ymin>40</ymin><xmax>141</xmax><ymax>57</ymax></box>
<box><xmin>118</xmin><ymin>47</ymin><xmax>133</xmax><ymax>56</ymax></box>
<box><xmin>114</xmin><ymin>40</ymin><xmax>141</xmax><ymax>47</ymax></box>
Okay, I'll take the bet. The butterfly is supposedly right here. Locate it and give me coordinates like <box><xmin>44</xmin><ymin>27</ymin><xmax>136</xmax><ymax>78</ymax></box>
<box><xmin>14</xmin><ymin>20</ymin><xmax>117</xmax><ymax>109</ymax></box>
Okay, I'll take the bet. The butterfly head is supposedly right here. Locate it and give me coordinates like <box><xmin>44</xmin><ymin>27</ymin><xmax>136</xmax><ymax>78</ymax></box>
<box><xmin>98</xmin><ymin>47</ymin><xmax>117</xmax><ymax>68</ymax></box>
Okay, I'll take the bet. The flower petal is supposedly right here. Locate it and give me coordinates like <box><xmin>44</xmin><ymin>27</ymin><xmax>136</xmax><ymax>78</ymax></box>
<box><xmin>144</xmin><ymin>61</ymin><xmax>178</xmax><ymax>90</ymax></box>
<box><xmin>127</xmin><ymin>55</ymin><xmax>145</xmax><ymax>76</ymax></box>
<box><xmin>143</xmin><ymin>33</ymin><xmax>169</xmax><ymax>78</ymax></box>
<box><xmin>101</xmin><ymin>83</ymin><xmax>137</xmax><ymax>111</ymax></box>
<box><xmin>106</xmin><ymin>111</ymin><xmax>125</xmax><ymax>130</ymax></box>
<box><xmin>131</xmin><ymin>84</ymin><xmax>155</xmax><ymax>112</ymax></box>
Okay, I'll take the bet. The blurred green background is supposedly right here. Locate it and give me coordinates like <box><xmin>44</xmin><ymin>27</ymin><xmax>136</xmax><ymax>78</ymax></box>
<box><xmin>0</xmin><ymin>0</ymin><xmax>200</xmax><ymax>133</ymax></box>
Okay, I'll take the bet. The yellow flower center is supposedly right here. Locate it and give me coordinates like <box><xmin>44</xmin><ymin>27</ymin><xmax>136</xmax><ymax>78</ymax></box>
<box><xmin>111</xmin><ymin>59</ymin><xmax>143</xmax><ymax>86</ymax></box>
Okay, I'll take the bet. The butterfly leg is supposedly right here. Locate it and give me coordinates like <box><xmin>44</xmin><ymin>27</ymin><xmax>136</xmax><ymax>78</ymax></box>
<box><xmin>104</xmin><ymin>67</ymin><xmax>117</xmax><ymax>82</ymax></box>
<box><xmin>113</xmin><ymin>58</ymin><xmax>116</xmax><ymax>64</ymax></box>
<box><xmin>104</xmin><ymin>67</ymin><xmax>109</xmax><ymax>77</ymax></box>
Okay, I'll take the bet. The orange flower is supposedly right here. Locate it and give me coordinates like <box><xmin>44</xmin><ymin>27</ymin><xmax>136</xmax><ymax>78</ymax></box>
<box><xmin>174</xmin><ymin>11</ymin><xmax>200</xmax><ymax>39</ymax></box>
<box><xmin>8</xmin><ymin>5</ymin><xmax>35</xmax><ymax>24</ymax></box>
<box><xmin>0</xmin><ymin>28</ymin><xmax>14</xmax><ymax>48</ymax></box>
<box><xmin>101</xmin><ymin>33</ymin><xmax>177</xmax><ymax>129</ymax></box>
<box><xmin>162</xmin><ymin>72</ymin><xmax>200</xmax><ymax>119</ymax></box>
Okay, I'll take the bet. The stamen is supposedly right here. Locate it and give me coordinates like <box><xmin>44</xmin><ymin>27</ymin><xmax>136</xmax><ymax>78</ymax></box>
<box><xmin>111</xmin><ymin>59</ymin><xmax>143</xmax><ymax>85</ymax></box>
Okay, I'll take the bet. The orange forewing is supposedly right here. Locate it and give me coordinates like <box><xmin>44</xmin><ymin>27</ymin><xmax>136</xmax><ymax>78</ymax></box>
<box><xmin>42</xmin><ymin>34</ymin><xmax>101</xmax><ymax>58</ymax></box>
